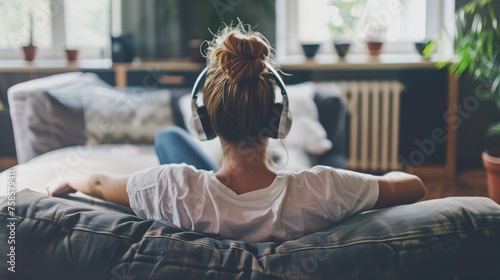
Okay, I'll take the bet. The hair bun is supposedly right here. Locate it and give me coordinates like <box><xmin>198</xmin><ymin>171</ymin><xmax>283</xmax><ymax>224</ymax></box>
<box><xmin>215</xmin><ymin>32</ymin><xmax>270</xmax><ymax>84</ymax></box>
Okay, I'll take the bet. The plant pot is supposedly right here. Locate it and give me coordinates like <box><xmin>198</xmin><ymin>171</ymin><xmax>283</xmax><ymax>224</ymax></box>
<box><xmin>22</xmin><ymin>45</ymin><xmax>37</xmax><ymax>61</ymax></box>
<box><xmin>483</xmin><ymin>149</ymin><xmax>500</xmax><ymax>204</ymax></box>
<box><xmin>65</xmin><ymin>49</ymin><xmax>79</xmax><ymax>62</ymax></box>
<box><xmin>415</xmin><ymin>41</ymin><xmax>434</xmax><ymax>59</ymax></box>
<box><xmin>334</xmin><ymin>42</ymin><xmax>351</xmax><ymax>58</ymax></box>
<box><xmin>301</xmin><ymin>43</ymin><xmax>321</xmax><ymax>59</ymax></box>
<box><xmin>366</xmin><ymin>41</ymin><xmax>383</xmax><ymax>56</ymax></box>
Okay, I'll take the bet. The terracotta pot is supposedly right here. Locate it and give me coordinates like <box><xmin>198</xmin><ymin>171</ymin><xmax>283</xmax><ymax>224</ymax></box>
<box><xmin>366</xmin><ymin>41</ymin><xmax>383</xmax><ymax>56</ymax></box>
<box><xmin>22</xmin><ymin>45</ymin><xmax>37</xmax><ymax>61</ymax></box>
<box><xmin>483</xmin><ymin>149</ymin><xmax>500</xmax><ymax>204</ymax></box>
<box><xmin>65</xmin><ymin>49</ymin><xmax>79</xmax><ymax>62</ymax></box>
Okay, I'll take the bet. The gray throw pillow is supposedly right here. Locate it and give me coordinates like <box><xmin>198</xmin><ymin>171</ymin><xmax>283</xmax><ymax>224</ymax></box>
<box><xmin>85</xmin><ymin>87</ymin><xmax>174</xmax><ymax>144</ymax></box>
<box><xmin>25</xmin><ymin>92</ymin><xmax>86</xmax><ymax>158</ymax></box>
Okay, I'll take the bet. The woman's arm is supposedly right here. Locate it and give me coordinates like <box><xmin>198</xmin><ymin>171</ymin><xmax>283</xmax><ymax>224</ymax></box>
<box><xmin>46</xmin><ymin>169</ymin><xmax>129</xmax><ymax>206</ymax></box>
<box><xmin>373</xmin><ymin>171</ymin><xmax>426</xmax><ymax>209</ymax></box>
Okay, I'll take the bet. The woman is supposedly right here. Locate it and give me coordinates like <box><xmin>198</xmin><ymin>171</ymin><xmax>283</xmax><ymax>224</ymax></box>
<box><xmin>47</xmin><ymin>24</ymin><xmax>425</xmax><ymax>242</ymax></box>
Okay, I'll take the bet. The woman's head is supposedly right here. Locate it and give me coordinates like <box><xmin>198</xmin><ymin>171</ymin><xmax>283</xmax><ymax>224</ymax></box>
<box><xmin>203</xmin><ymin>24</ymin><xmax>277</xmax><ymax>146</ymax></box>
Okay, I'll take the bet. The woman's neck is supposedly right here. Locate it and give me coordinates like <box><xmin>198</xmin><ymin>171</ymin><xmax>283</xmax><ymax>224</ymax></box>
<box><xmin>215</xmin><ymin>140</ymin><xmax>277</xmax><ymax>195</ymax></box>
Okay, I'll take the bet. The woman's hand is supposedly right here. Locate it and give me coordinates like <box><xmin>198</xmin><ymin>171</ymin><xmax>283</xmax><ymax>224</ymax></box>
<box><xmin>45</xmin><ymin>170</ymin><xmax>130</xmax><ymax>206</ymax></box>
<box><xmin>46</xmin><ymin>177</ymin><xmax>77</xmax><ymax>197</ymax></box>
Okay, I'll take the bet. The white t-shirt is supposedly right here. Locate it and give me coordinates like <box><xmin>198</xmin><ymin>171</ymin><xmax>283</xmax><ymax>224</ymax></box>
<box><xmin>127</xmin><ymin>164</ymin><xmax>379</xmax><ymax>242</ymax></box>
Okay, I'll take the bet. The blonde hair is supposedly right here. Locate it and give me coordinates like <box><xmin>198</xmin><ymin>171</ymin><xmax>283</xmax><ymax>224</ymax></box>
<box><xmin>202</xmin><ymin>24</ymin><xmax>277</xmax><ymax>146</ymax></box>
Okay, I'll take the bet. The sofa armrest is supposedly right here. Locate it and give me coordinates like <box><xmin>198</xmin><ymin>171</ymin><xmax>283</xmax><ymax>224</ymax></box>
<box><xmin>0</xmin><ymin>109</ymin><xmax>16</xmax><ymax>157</ymax></box>
<box><xmin>314</xmin><ymin>85</ymin><xmax>346</xmax><ymax>168</ymax></box>
<box><xmin>8</xmin><ymin>74</ymin><xmax>87</xmax><ymax>163</ymax></box>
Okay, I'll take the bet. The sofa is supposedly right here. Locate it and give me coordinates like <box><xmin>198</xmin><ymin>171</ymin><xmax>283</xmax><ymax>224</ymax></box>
<box><xmin>1</xmin><ymin>73</ymin><xmax>500</xmax><ymax>279</ymax></box>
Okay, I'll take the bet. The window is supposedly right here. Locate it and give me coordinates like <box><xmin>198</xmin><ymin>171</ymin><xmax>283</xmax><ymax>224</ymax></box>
<box><xmin>277</xmin><ymin>0</ymin><xmax>455</xmax><ymax>58</ymax></box>
<box><xmin>65</xmin><ymin>0</ymin><xmax>110</xmax><ymax>50</ymax></box>
<box><xmin>0</xmin><ymin>0</ymin><xmax>111</xmax><ymax>59</ymax></box>
<box><xmin>0</xmin><ymin>0</ymin><xmax>52</xmax><ymax>49</ymax></box>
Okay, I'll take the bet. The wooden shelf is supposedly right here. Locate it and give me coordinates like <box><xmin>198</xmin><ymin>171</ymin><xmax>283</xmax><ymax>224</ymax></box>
<box><xmin>0</xmin><ymin>59</ymin><xmax>113</xmax><ymax>72</ymax></box>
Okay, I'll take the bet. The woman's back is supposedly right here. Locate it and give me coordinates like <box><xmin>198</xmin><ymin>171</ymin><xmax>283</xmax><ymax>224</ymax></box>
<box><xmin>127</xmin><ymin>164</ymin><xmax>379</xmax><ymax>242</ymax></box>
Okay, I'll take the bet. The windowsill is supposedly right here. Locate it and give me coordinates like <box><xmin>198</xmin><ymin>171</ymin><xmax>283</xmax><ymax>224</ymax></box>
<box><xmin>277</xmin><ymin>54</ymin><xmax>451</xmax><ymax>70</ymax></box>
<box><xmin>0</xmin><ymin>54</ymin><xmax>451</xmax><ymax>73</ymax></box>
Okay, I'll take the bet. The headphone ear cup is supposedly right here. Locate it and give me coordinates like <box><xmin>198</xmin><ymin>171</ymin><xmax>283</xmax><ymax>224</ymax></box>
<box><xmin>269</xmin><ymin>103</ymin><xmax>283</xmax><ymax>138</ymax></box>
<box><xmin>269</xmin><ymin>102</ymin><xmax>293</xmax><ymax>139</ymax></box>
<box><xmin>197</xmin><ymin>106</ymin><xmax>217</xmax><ymax>140</ymax></box>
<box><xmin>282</xmin><ymin>108</ymin><xmax>293</xmax><ymax>138</ymax></box>
<box><xmin>268</xmin><ymin>102</ymin><xmax>292</xmax><ymax>139</ymax></box>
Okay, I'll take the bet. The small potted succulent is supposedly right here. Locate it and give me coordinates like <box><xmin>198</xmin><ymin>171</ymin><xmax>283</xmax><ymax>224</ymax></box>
<box><xmin>364</xmin><ymin>22</ymin><xmax>386</xmax><ymax>56</ymax></box>
<box><xmin>22</xmin><ymin>11</ymin><xmax>37</xmax><ymax>61</ymax></box>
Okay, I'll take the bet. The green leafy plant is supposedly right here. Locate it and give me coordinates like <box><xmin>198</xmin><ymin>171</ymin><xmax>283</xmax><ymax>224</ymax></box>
<box><xmin>434</xmin><ymin>0</ymin><xmax>500</xmax><ymax>135</ymax></box>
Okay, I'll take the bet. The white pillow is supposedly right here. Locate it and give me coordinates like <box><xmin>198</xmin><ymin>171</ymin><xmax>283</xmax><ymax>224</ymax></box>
<box><xmin>85</xmin><ymin>87</ymin><xmax>174</xmax><ymax>145</ymax></box>
<box><xmin>278</xmin><ymin>82</ymin><xmax>333</xmax><ymax>155</ymax></box>
<box><xmin>281</xmin><ymin>82</ymin><xmax>318</xmax><ymax>119</ymax></box>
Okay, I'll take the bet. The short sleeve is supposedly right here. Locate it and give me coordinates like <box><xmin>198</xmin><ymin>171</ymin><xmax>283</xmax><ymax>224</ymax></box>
<box><xmin>301</xmin><ymin>166</ymin><xmax>380</xmax><ymax>222</ymax></box>
<box><xmin>329</xmin><ymin>168</ymin><xmax>380</xmax><ymax>217</ymax></box>
<box><xmin>126</xmin><ymin>166</ymin><xmax>167</xmax><ymax>220</ymax></box>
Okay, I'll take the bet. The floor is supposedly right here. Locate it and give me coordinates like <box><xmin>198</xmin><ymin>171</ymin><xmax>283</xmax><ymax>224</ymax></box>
<box><xmin>420</xmin><ymin>169</ymin><xmax>489</xmax><ymax>201</ymax></box>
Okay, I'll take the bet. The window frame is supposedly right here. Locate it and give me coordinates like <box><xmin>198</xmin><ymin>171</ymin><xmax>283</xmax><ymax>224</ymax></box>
<box><xmin>0</xmin><ymin>0</ymin><xmax>112</xmax><ymax>60</ymax></box>
<box><xmin>276</xmin><ymin>0</ymin><xmax>455</xmax><ymax>59</ymax></box>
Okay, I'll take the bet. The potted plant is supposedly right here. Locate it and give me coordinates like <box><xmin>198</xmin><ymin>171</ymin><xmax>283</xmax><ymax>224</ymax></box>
<box><xmin>22</xmin><ymin>10</ymin><xmax>37</xmax><ymax>61</ymax></box>
<box><xmin>365</xmin><ymin>31</ymin><xmax>385</xmax><ymax>56</ymax></box>
<box><xmin>415</xmin><ymin>40</ymin><xmax>436</xmax><ymax>60</ymax></box>
<box><xmin>432</xmin><ymin>0</ymin><xmax>500</xmax><ymax>203</ymax></box>
<box><xmin>362</xmin><ymin>14</ymin><xmax>387</xmax><ymax>56</ymax></box>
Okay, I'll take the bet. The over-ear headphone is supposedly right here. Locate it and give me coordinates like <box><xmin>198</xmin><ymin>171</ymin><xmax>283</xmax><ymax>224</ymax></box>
<box><xmin>190</xmin><ymin>62</ymin><xmax>293</xmax><ymax>141</ymax></box>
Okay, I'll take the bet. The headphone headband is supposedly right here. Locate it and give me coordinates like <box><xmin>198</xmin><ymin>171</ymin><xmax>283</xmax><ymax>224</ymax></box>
<box><xmin>190</xmin><ymin>62</ymin><xmax>292</xmax><ymax>141</ymax></box>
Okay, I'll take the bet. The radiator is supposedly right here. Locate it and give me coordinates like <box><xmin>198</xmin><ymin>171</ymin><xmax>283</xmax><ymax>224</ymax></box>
<box><xmin>319</xmin><ymin>81</ymin><xmax>404</xmax><ymax>172</ymax></box>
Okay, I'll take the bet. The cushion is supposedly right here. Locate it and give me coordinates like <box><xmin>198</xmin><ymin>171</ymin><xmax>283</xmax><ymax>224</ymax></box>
<box><xmin>24</xmin><ymin>92</ymin><xmax>86</xmax><ymax>156</ymax></box>
<box><xmin>85</xmin><ymin>87</ymin><xmax>175</xmax><ymax>144</ymax></box>
<box><xmin>1</xmin><ymin>190</ymin><xmax>500</xmax><ymax>279</ymax></box>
